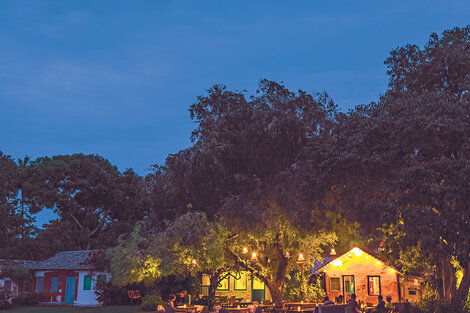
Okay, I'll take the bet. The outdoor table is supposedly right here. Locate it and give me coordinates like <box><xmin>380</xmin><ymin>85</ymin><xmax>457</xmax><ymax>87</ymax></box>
<box><xmin>227</xmin><ymin>307</ymin><xmax>250</xmax><ymax>313</ymax></box>
<box><xmin>176</xmin><ymin>306</ymin><xmax>197</xmax><ymax>313</ymax></box>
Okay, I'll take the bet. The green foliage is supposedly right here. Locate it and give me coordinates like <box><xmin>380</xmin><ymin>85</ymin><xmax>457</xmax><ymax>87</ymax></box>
<box><xmin>94</xmin><ymin>280</ymin><xmax>131</xmax><ymax>306</ymax></box>
<box><xmin>283</xmin><ymin>271</ymin><xmax>325</xmax><ymax>303</ymax></box>
<box><xmin>410</xmin><ymin>292</ymin><xmax>469</xmax><ymax>313</ymax></box>
<box><xmin>0</xmin><ymin>265</ymin><xmax>32</xmax><ymax>288</ymax></box>
<box><xmin>141</xmin><ymin>292</ymin><xmax>164</xmax><ymax>311</ymax></box>
<box><xmin>12</xmin><ymin>292</ymin><xmax>38</xmax><ymax>305</ymax></box>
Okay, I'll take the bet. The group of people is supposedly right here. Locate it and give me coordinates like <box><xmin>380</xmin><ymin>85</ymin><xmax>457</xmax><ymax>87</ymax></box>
<box><xmin>165</xmin><ymin>290</ymin><xmax>192</xmax><ymax>312</ymax></box>
<box><xmin>321</xmin><ymin>294</ymin><xmax>393</xmax><ymax>312</ymax></box>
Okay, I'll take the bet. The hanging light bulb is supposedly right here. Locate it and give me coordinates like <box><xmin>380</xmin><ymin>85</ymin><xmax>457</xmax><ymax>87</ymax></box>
<box><xmin>330</xmin><ymin>248</ymin><xmax>337</xmax><ymax>256</ymax></box>
<box><xmin>191</xmin><ymin>259</ymin><xmax>198</xmax><ymax>267</ymax></box>
<box><xmin>251</xmin><ymin>252</ymin><xmax>258</xmax><ymax>262</ymax></box>
<box><xmin>243</xmin><ymin>247</ymin><xmax>248</xmax><ymax>254</ymax></box>
<box><xmin>285</xmin><ymin>251</ymin><xmax>290</xmax><ymax>258</ymax></box>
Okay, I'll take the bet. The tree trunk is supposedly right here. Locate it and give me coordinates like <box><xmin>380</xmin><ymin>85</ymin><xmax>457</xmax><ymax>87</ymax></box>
<box><xmin>441</xmin><ymin>257</ymin><xmax>457</xmax><ymax>301</ymax></box>
<box><xmin>266</xmin><ymin>281</ymin><xmax>283</xmax><ymax>306</ymax></box>
<box><xmin>208</xmin><ymin>274</ymin><xmax>220</xmax><ymax>310</ymax></box>
<box><xmin>457</xmin><ymin>262</ymin><xmax>470</xmax><ymax>301</ymax></box>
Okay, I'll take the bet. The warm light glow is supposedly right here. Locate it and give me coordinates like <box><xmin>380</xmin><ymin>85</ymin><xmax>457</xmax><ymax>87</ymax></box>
<box><xmin>243</xmin><ymin>247</ymin><xmax>248</xmax><ymax>254</ymax></box>
<box><xmin>365</xmin><ymin>256</ymin><xmax>370</xmax><ymax>260</ymax></box>
<box><xmin>183</xmin><ymin>305</ymin><xmax>187</xmax><ymax>308</ymax></box>
<box><xmin>191</xmin><ymin>259</ymin><xmax>198</xmax><ymax>266</ymax></box>
<box><xmin>297</xmin><ymin>253</ymin><xmax>306</xmax><ymax>264</ymax></box>
<box><xmin>285</xmin><ymin>251</ymin><xmax>290</xmax><ymax>258</ymax></box>
<box><xmin>352</xmin><ymin>247</ymin><xmax>363</xmax><ymax>257</ymax></box>
<box><xmin>376</xmin><ymin>261</ymin><xmax>381</xmax><ymax>265</ymax></box>
<box><xmin>297</xmin><ymin>307</ymin><xmax>300</xmax><ymax>311</ymax></box>
<box><xmin>390</xmin><ymin>269</ymin><xmax>395</xmax><ymax>273</ymax></box>
<box><xmin>301</xmin><ymin>301</ymin><xmax>304</xmax><ymax>304</ymax></box>
<box><xmin>330</xmin><ymin>248</ymin><xmax>337</xmax><ymax>255</ymax></box>
<box><xmin>332</xmin><ymin>259</ymin><xmax>343</xmax><ymax>267</ymax></box>
<box><xmin>251</xmin><ymin>252</ymin><xmax>258</xmax><ymax>261</ymax></box>
<box><xmin>238</xmin><ymin>305</ymin><xmax>240</xmax><ymax>309</ymax></box>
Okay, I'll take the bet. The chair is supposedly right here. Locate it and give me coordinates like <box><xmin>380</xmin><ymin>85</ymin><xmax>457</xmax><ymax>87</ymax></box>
<box><xmin>229</xmin><ymin>296</ymin><xmax>236</xmax><ymax>307</ymax></box>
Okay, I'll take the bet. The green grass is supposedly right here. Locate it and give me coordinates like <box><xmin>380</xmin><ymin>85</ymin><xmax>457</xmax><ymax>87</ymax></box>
<box><xmin>3</xmin><ymin>305</ymin><xmax>145</xmax><ymax>313</ymax></box>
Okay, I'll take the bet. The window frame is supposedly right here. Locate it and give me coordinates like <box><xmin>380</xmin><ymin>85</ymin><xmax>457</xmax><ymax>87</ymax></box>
<box><xmin>216</xmin><ymin>276</ymin><xmax>230</xmax><ymax>291</ymax></box>
<box><xmin>36</xmin><ymin>277</ymin><xmax>44</xmax><ymax>292</ymax></box>
<box><xmin>234</xmin><ymin>272</ymin><xmax>247</xmax><ymax>291</ymax></box>
<box><xmin>50</xmin><ymin>276</ymin><xmax>59</xmax><ymax>292</ymax></box>
<box><xmin>83</xmin><ymin>275</ymin><xmax>92</xmax><ymax>291</ymax></box>
<box><xmin>329</xmin><ymin>277</ymin><xmax>341</xmax><ymax>292</ymax></box>
<box><xmin>367</xmin><ymin>275</ymin><xmax>381</xmax><ymax>296</ymax></box>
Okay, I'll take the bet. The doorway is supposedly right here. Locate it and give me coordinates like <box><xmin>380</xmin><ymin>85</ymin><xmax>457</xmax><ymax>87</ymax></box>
<box><xmin>342</xmin><ymin>275</ymin><xmax>355</xmax><ymax>302</ymax></box>
<box><xmin>65</xmin><ymin>276</ymin><xmax>76</xmax><ymax>304</ymax></box>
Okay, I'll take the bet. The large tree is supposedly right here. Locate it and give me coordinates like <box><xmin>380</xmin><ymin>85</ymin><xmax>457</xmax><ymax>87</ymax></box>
<box><xmin>25</xmin><ymin>154</ymin><xmax>148</xmax><ymax>252</ymax></box>
<box><xmin>147</xmin><ymin>80</ymin><xmax>338</xmax><ymax>304</ymax></box>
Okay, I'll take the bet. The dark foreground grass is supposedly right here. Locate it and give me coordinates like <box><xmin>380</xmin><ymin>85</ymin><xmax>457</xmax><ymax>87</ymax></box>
<box><xmin>3</xmin><ymin>305</ymin><xmax>143</xmax><ymax>313</ymax></box>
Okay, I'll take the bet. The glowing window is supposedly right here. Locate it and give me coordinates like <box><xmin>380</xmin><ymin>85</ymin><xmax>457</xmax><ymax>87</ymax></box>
<box><xmin>330</xmin><ymin>277</ymin><xmax>340</xmax><ymax>292</ymax></box>
<box><xmin>217</xmin><ymin>276</ymin><xmax>229</xmax><ymax>291</ymax></box>
<box><xmin>234</xmin><ymin>272</ymin><xmax>247</xmax><ymax>290</ymax></box>
<box><xmin>368</xmin><ymin>276</ymin><xmax>381</xmax><ymax>296</ymax></box>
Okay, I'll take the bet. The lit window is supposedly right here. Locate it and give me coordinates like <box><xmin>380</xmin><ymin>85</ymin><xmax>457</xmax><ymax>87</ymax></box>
<box><xmin>234</xmin><ymin>272</ymin><xmax>247</xmax><ymax>290</ymax></box>
<box><xmin>36</xmin><ymin>277</ymin><xmax>44</xmax><ymax>292</ymax></box>
<box><xmin>50</xmin><ymin>277</ymin><xmax>59</xmax><ymax>292</ymax></box>
<box><xmin>330</xmin><ymin>277</ymin><xmax>340</xmax><ymax>292</ymax></box>
<box><xmin>84</xmin><ymin>275</ymin><xmax>92</xmax><ymax>290</ymax></box>
<box><xmin>368</xmin><ymin>276</ymin><xmax>381</xmax><ymax>296</ymax></box>
<box><xmin>217</xmin><ymin>276</ymin><xmax>229</xmax><ymax>291</ymax></box>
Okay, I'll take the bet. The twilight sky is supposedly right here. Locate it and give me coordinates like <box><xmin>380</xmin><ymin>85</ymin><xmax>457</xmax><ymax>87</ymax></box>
<box><xmin>1</xmin><ymin>0</ymin><xmax>469</xmax><ymax>176</ymax></box>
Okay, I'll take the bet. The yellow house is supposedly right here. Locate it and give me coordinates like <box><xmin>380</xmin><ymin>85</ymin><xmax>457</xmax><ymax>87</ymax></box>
<box><xmin>313</xmin><ymin>247</ymin><xmax>424</xmax><ymax>304</ymax></box>
<box><xmin>201</xmin><ymin>272</ymin><xmax>272</xmax><ymax>303</ymax></box>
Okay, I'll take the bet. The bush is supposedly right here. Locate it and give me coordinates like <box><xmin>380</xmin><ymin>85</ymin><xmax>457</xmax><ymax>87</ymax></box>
<box><xmin>12</xmin><ymin>292</ymin><xmax>38</xmax><ymax>305</ymax></box>
<box><xmin>95</xmin><ymin>280</ymin><xmax>131</xmax><ymax>306</ymax></box>
<box><xmin>0</xmin><ymin>289</ymin><xmax>13</xmax><ymax>309</ymax></box>
<box><xmin>409</xmin><ymin>293</ymin><xmax>470</xmax><ymax>313</ymax></box>
<box><xmin>141</xmin><ymin>292</ymin><xmax>164</xmax><ymax>311</ymax></box>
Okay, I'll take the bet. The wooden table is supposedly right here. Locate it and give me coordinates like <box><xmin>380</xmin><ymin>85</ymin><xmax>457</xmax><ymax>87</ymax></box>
<box><xmin>226</xmin><ymin>307</ymin><xmax>250</xmax><ymax>313</ymax></box>
<box><xmin>175</xmin><ymin>306</ymin><xmax>197</xmax><ymax>313</ymax></box>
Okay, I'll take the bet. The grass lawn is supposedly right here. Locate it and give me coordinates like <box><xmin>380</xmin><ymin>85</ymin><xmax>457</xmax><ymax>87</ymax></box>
<box><xmin>3</xmin><ymin>305</ymin><xmax>144</xmax><ymax>313</ymax></box>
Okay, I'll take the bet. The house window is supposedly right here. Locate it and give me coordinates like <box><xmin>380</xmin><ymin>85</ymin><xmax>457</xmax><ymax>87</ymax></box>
<box><xmin>217</xmin><ymin>276</ymin><xmax>229</xmax><ymax>291</ymax></box>
<box><xmin>329</xmin><ymin>277</ymin><xmax>340</xmax><ymax>292</ymax></box>
<box><xmin>84</xmin><ymin>275</ymin><xmax>92</xmax><ymax>290</ymax></box>
<box><xmin>97</xmin><ymin>275</ymin><xmax>107</xmax><ymax>282</ymax></box>
<box><xmin>36</xmin><ymin>277</ymin><xmax>44</xmax><ymax>292</ymax></box>
<box><xmin>200</xmin><ymin>274</ymin><xmax>210</xmax><ymax>296</ymax></box>
<box><xmin>234</xmin><ymin>272</ymin><xmax>247</xmax><ymax>290</ymax></box>
<box><xmin>368</xmin><ymin>276</ymin><xmax>381</xmax><ymax>296</ymax></box>
<box><xmin>50</xmin><ymin>277</ymin><xmax>59</xmax><ymax>292</ymax></box>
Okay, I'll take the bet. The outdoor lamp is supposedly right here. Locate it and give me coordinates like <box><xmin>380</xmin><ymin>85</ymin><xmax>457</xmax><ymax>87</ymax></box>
<box><xmin>285</xmin><ymin>251</ymin><xmax>290</xmax><ymax>258</ymax></box>
<box><xmin>191</xmin><ymin>259</ymin><xmax>198</xmax><ymax>267</ymax></box>
<box><xmin>297</xmin><ymin>253</ymin><xmax>306</xmax><ymax>264</ymax></box>
<box><xmin>243</xmin><ymin>247</ymin><xmax>248</xmax><ymax>254</ymax></box>
<box><xmin>251</xmin><ymin>252</ymin><xmax>258</xmax><ymax>262</ymax></box>
<box><xmin>330</xmin><ymin>248</ymin><xmax>337</xmax><ymax>256</ymax></box>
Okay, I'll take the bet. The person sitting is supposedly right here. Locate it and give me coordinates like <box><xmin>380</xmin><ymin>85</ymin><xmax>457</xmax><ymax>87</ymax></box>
<box><xmin>385</xmin><ymin>296</ymin><xmax>393</xmax><ymax>310</ymax></box>
<box><xmin>323</xmin><ymin>296</ymin><xmax>335</xmax><ymax>306</ymax></box>
<box><xmin>347</xmin><ymin>294</ymin><xmax>360</xmax><ymax>313</ymax></box>
<box><xmin>337</xmin><ymin>295</ymin><xmax>344</xmax><ymax>304</ymax></box>
<box><xmin>165</xmin><ymin>294</ymin><xmax>177</xmax><ymax>313</ymax></box>
<box><xmin>374</xmin><ymin>295</ymin><xmax>385</xmax><ymax>312</ymax></box>
<box><xmin>182</xmin><ymin>290</ymin><xmax>191</xmax><ymax>305</ymax></box>
<box><xmin>176</xmin><ymin>291</ymin><xmax>185</xmax><ymax>306</ymax></box>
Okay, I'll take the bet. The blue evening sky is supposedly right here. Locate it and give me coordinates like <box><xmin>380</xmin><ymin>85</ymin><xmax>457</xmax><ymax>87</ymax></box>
<box><xmin>0</xmin><ymin>1</ymin><xmax>469</xmax><ymax>225</ymax></box>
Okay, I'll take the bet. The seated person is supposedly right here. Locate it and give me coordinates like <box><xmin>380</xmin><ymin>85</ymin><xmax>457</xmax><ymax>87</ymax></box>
<box><xmin>182</xmin><ymin>290</ymin><xmax>191</xmax><ymax>305</ymax></box>
<box><xmin>165</xmin><ymin>294</ymin><xmax>177</xmax><ymax>313</ymax></box>
<box><xmin>374</xmin><ymin>295</ymin><xmax>385</xmax><ymax>312</ymax></box>
<box><xmin>336</xmin><ymin>295</ymin><xmax>344</xmax><ymax>304</ymax></box>
<box><xmin>176</xmin><ymin>292</ymin><xmax>185</xmax><ymax>306</ymax></box>
<box><xmin>323</xmin><ymin>296</ymin><xmax>335</xmax><ymax>306</ymax></box>
<box><xmin>385</xmin><ymin>296</ymin><xmax>393</xmax><ymax>310</ymax></box>
<box><xmin>347</xmin><ymin>294</ymin><xmax>360</xmax><ymax>313</ymax></box>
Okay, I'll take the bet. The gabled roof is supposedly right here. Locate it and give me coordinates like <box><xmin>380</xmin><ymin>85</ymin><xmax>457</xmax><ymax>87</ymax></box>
<box><xmin>29</xmin><ymin>250</ymin><xmax>95</xmax><ymax>271</ymax></box>
<box><xmin>311</xmin><ymin>256</ymin><xmax>334</xmax><ymax>273</ymax></box>
<box><xmin>313</xmin><ymin>247</ymin><xmax>398</xmax><ymax>273</ymax></box>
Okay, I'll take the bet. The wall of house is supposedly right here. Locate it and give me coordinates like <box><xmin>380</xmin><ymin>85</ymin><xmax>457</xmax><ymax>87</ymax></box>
<box><xmin>202</xmin><ymin>273</ymin><xmax>272</xmax><ymax>303</ymax></box>
<box><xmin>33</xmin><ymin>270</ymin><xmax>79</xmax><ymax>303</ymax></box>
<box><xmin>321</xmin><ymin>251</ymin><xmax>399</xmax><ymax>305</ymax></box>
<box><xmin>400</xmin><ymin>276</ymin><xmax>425</xmax><ymax>302</ymax></box>
<box><xmin>75</xmin><ymin>271</ymin><xmax>111</xmax><ymax>306</ymax></box>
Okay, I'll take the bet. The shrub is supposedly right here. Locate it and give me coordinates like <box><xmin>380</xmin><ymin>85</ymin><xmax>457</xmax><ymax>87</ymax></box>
<box><xmin>95</xmin><ymin>280</ymin><xmax>131</xmax><ymax>305</ymax></box>
<box><xmin>12</xmin><ymin>292</ymin><xmax>38</xmax><ymax>305</ymax></box>
<box><xmin>0</xmin><ymin>289</ymin><xmax>13</xmax><ymax>309</ymax></box>
<box><xmin>141</xmin><ymin>292</ymin><xmax>164</xmax><ymax>311</ymax></box>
